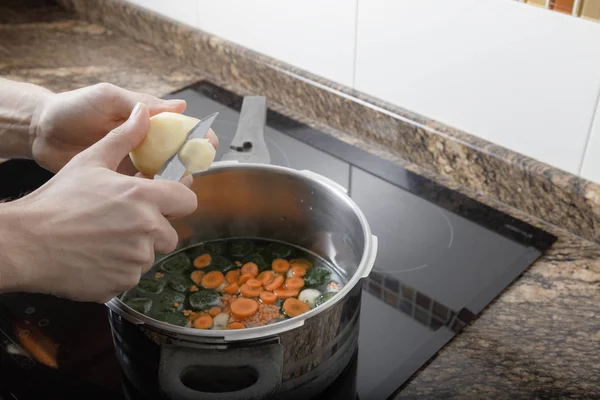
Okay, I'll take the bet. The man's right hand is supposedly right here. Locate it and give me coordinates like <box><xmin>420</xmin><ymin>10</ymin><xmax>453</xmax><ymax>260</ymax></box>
<box><xmin>0</xmin><ymin>103</ymin><xmax>198</xmax><ymax>303</ymax></box>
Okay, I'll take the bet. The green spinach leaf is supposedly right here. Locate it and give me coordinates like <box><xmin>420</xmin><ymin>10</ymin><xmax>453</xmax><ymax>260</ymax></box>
<box><xmin>304</xmin><ymin>266</ymin><xmax>331</xmax><ymax>287</ymax></box>
<box><xmin>137</xmin><ymin>277</ymin><xmax>166</xmax><ymax>294</ymax></box>
<box><xmin>188</xmin><ymin>290</ymin><xmax>220</xmax><ymax>310</ymax></box>
<box><xmin>160</xmin><ymin>253</ymin><xmax>191</xmax><ymax>274</ymax></box>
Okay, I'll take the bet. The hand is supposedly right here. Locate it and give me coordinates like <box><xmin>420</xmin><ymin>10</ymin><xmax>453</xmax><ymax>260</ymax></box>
<box><xmin>31</xmin><ymin>82</ymin><xmax>219</xmax><ymax>174</ymax></box>
<box><xmin>0</xmin><ymin>103</ymin><xmax>197</xmax><ymax>303</ymax></box>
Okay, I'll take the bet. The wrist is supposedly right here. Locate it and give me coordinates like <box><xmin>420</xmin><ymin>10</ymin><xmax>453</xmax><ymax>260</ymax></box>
<box><xmin>0</xmin><ymin>201</ymin><xmax>33</xmax><ymax>293</ymax></box>
<box><xmin>28</xmin><ymin>87</ymin><xmax>55</xmax><ymax>159</ymax></box>
<box><xmin>0</xmin><ymin>78</ymin><xmax>54</xmax><ymax>160</ymax></box>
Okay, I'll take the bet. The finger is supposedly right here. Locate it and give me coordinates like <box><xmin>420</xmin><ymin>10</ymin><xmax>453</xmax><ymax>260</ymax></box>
<box><xmin>134</xmin><ymin>171</ymin><xmax>193</xmax><ymax>188</ymax></box>
<box><xmin>179</xmin><ymin>174</ymin><xmax>193</xmax><ymax>188</ymax></box>
<box><xmin>82</xmin><ymin>103</ymin><xmax>149</xmax><ymax>170</ymax></box>
<box><xmin>103</xmin><ymin>84</ymin><xmax>187</xmax><ymax>118</ymax></box>
<box><xmin>152</xmin><ymin>218</ymin><xmax>179</xmax><ymax>255</ymax></box>
<box><xmin>205</xmin><ymin>128</ymin><xmax>219</xmax><ymax>150</ymax></box>
<box><xmin>141</xmin><ymin>179</ymin><xmax>198</xmax><ymax>219</ymax></box>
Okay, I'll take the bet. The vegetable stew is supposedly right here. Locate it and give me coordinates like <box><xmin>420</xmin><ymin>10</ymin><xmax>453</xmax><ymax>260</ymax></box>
<box><xmin>119</xmin><ymin>238</ymin><xmax>346</xmax><ymax>330</ymax></box>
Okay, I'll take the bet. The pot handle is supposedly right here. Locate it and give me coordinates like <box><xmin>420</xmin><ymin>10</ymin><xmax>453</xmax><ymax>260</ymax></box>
<box><xmin>220</xmin><ymin>96</ymin><xmax>271</xmax><ymax>165</ymax></box>
<box><xmin>362</xmin><ymin>234</ymin><xmax>378</xmax><ymax>278</ymax></box>
<box><xmin>158</xmin><ymin>342</ymin><xmax>283</xmax><ymax>400</ymax></box>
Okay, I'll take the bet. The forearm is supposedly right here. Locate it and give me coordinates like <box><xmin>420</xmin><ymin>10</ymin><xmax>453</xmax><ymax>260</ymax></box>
<box><xmin>0</xmin><ymin>201</ymin><xmax>31</xmax><ymax>293</ymax></box>
<box><xmin>0</xmin><ymin>78</ymin><xmax>53</xmax><ymax>159</ymax></box>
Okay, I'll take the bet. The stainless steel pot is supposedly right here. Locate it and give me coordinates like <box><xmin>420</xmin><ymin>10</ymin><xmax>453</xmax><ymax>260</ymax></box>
<box><xmin>105</xmin><ymin>96</ymin><xmax>378</xmax><ymax>400</ymax></box>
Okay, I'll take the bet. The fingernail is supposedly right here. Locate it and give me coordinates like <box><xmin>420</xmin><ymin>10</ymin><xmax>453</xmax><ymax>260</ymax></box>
<box><xmin>164</xmin><ymin>99</ymin><xmax>186</xmax><ymax>107</ymax></box>
<box><xmin>131</xmin><ymin>102</ymin><xmax>142</xmax><ymax>116</ymax></box>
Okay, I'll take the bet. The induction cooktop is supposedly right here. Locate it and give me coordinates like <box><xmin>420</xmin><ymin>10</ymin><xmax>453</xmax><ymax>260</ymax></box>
<box><xmin>0</xmin><ymin>81</ymin><xmax>556</xmax><ymax>400</ymax></box>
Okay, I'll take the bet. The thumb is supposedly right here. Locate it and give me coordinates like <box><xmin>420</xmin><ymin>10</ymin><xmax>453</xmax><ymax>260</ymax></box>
<box><xmin>84</xmin><ymin>102</ymin><xmax>149</xmax><ymax>170</ymax></box>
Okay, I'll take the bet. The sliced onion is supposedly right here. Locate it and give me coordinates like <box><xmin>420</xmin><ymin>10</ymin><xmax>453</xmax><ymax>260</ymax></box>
<box><xmin>298</xmin><ymin>289</ymin><xmax>321</xmax><ymax>308</ymax></box>
<box><xmin>213</xmin><ymin>313</ymin><xmax>229</xmax><ymax>330</ymax></box>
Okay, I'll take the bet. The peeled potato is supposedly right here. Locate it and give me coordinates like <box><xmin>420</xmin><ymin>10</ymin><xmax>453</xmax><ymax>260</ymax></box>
<box><xmin>179</xmin><ymin>138</ymin><xmax>216</xmax><ymax>173</ymax></box>
<box><xmin>129</xmin><ymin>112</ymin><xmax>215</xmax><ymax>176</ymax></box>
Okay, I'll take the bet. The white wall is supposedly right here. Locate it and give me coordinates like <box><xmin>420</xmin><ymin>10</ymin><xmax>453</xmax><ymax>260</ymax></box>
<box><xmin>126</xmin><ymin>0</ymin><xmax>357</xmax><ymax>88</ymax></box>
<box><xmin>125</xmin><ymin>0</ymin><xmax>600</xmax><ymax>183</ymax></box>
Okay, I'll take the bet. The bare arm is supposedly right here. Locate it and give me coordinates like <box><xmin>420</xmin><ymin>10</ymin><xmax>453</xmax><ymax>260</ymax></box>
<box><xmin>0</xmin><ymin>78</ymin><xmax>53</xmax><ymax>159</ymax></box>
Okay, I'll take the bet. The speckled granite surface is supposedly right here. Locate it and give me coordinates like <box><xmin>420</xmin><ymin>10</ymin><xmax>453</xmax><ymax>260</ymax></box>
<box><xmin>57</xmin><ymin>0</ymin><xmax>600</xmax><ymax>246</ymax></box>
<box><xmin>2</xmin><ymin>0</ymin><xmax>599</xmax><ymax>398</ymax></box>
<box><xmin>0</xmin><ymin>0</ymin><xmax>204</xmax><ymax>102</ymax></box>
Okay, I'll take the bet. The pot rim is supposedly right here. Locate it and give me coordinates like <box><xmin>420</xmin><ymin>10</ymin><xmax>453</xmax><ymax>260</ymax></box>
<box><xmin>105</xmin><ymin>162</ymin><xmax>377</xmax><ymax>342</ymax></box>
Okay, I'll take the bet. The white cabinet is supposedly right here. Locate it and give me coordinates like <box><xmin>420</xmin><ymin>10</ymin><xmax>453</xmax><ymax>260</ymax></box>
<box><xmin>125</xmin><ymin>0</ymin><xmax>199</xmax><ymax>27</ymax></box>
<box><xmin>195</xmin><ymin>0</ymin><xmax>358</xmax><ymax>87</ymax></box>
<box><xmin>354</xmin><ymin>0</ymin><xmax>600</xmax><ymax>175</ymax></box>
<box><xmin>581</xmin><ymin>105</ymin><xmax>600</xmax><ymax>182</ymax></box>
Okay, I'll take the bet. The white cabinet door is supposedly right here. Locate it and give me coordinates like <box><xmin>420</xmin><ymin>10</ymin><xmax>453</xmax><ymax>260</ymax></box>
<box><xmin>195</xmin><ymin>0</ymin><xmax>357</xmax><ymax>87</ymax></box>
<box><xmin>581</xmin><ymin>105</ymin><xmax>600</xmax><ymax>183</ymax></box>
<box><xmin>355</xmin><ymin>0</ymin><xmax>600</xmax><ymax>175</ymax></box>
<box><xmin>125</xmin><ymin>0</ymin><xmax>199</xmax><ymax>27</ymax></box>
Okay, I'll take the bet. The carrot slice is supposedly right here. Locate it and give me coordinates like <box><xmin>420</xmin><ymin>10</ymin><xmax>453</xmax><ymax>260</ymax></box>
<box><xmin>290</xmin><ymin>258</ymin><xmax>312</xmax><ymax>270</ymax></box>
<box><xmin>193</xmin><ymin>254</ymin><xmax>212</xmax><ymax>269</ymax></box>
<box><xmin>224</xmin><ymin>282</ymin><xmax>239</xmax><ymax>295</ymax></box>
<box><xmin>241</xmin><ymin>262</ymin><xmax>259</xmax><ymax>277</ymax></box>
<box><xmin>201</xmin><ymin>271</ymin><xmax>225</xmax><ymax>289</ymax></box>
<box><xmin>238</xmin><ymin>273</ymin><xmax>253</xmax><ymax>285</ymax></box>
<box><xmin>225</xmin><ymin>269</ymin><xmax>241</xmax><ymax>284</ymax></box>
<box><xmin>290</xmin><ymin>266</ymin><xmax>306</xmax><ymax>278</ymax></box>
<box><xmin>272</xmin><ymin>259</ymin><xmax>290</xmax><ymax>274</ymax></box>
<box><xmin>191</xmin><ymin>270</ymin><xmax>205</xmax><ymax>286</ymax></box>
<box><xmin>240</xmin><ymin>284</ymin><xmax>261</xmax><ymax>298</ymax></box>
<box><xmin>274</xmin><ymin>287</ymin><xmax>299</xmax><ymax>299</ymax></box>
<box><xmin>230</xmin><ymin>298</ymin><xmax>259</xmax><ymax>318</ymax></box>
<box><xmin>208</xmin><ymin>307</ymin><xmax>221</xmax><ymax>317</ymax></box>
<box><xmin>283</xmin><ymin>298</ymin><xmax>310</xmax><ymax>317</ymax></box>
<box><xmin>264</xmin><ymin>275</ymin><xmax>284</xmax><ymax>291</ymax></box>
<box><xmin>193</xmin><ymin>315</ymin><xmax>213</xmax><ymax>329</ymax></box>
<box><xmin>257</xmin><ymin>271</ymin><xmax>274</xmax><ymax>286</ymax></box>
<box><xmin>246</xmin><ymin>279</ymin><xmax>262</xmax><ymax>289</ymax></box>
<box><xmin>284</xmin><ymin>277</ymin><xmax>305</xmax><ymax>290</ymax></box>
<box><xmin>228</xmin><ymin>322</ymin><xmax>246</xmax><ymax>330</ymax></box>
<box><xmin>259</xmin><ymin>291</ymin><xmax>278</xmax><ymax>304</ymax></box>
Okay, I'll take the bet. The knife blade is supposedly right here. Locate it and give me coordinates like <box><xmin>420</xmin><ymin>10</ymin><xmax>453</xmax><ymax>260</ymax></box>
<box><xmin>154</xmin><ymin>112</ymin><xmax>218</xmax><ymax>181</ymax></box>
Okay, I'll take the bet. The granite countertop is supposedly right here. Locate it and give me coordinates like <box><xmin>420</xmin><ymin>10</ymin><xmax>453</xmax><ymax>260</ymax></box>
<box><xmin>1</xmin><ymin>0</ymin><xmax>598</xmax><ymax>398</ymax></box>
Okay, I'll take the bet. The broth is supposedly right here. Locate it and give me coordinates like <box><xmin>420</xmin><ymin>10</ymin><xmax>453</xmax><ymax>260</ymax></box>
<box><xmin>119</xmin><ymin>238</ymin><xmax>346</xmax><ymax>330</ymax></box>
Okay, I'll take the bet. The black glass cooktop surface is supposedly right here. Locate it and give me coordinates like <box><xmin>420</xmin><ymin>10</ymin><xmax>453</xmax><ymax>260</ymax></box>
<box><xmin>0</xmin><ymin>81</ymin><xmax>556</xmax><ymax>400</ymax></box>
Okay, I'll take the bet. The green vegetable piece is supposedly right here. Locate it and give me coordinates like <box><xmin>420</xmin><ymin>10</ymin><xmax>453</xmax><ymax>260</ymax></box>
<box><xmin>155</xmin><ymin>311</ymin><xmax>188</xmax><ymax>327</ymax></box>
<box><xmin>263</xmin><ymin>242</ymin><xmax>293</xmax><ymax>261</ymax></box>
<box><xmin>315</xmin><ymin>291</ymin><xmax>337</xmax><ymax>307</ymax></box>
<box><xmin>157</xmin><ymin>291</ymin><xmax>186</xmax><ymax>312</ymax></box>
<box><xmin>242</xmin><ymin>253</ymin><xmax>269</xmax><ymax>272</ymax></box>
<box><xmin>229</xmin><ymin>239</ymin><xmax>254</xmax><ymax>258</ymax></box>
<box><xmin>304</xmin><ymin>266</ymin><xmax>331</xmax><ymax>287</ymax></box>
<box><xmin>207</xmin><ymin>255</ymin><xmax>234</xmax><ymax>273</ymax></box>
<box><xmin>160</xmin><ymin>253</ymin><xmax>191</xmax><ymax>274</ymax></box>
<box><xmin>124</xmin><ymin>297</ymin><xmax>153</xmax><ymax>314</ymax></box>
<box><xmin>137</xmin><ymin>277</ymin><xmax>166</xmax><ymax>294</ymax></box>
<box><xmin>168</xmin><ymin>275</ymin><xmax>190</xmax><ymax>292</ymax></box>
<box><xmin>188</xmin><ymin>290</ymin><xmax>220</xmax><ymax>310</ymax></box>
<box><xmin>204</xmin><ymin>241</ymin><xmax>226</xmax><ymax>255</ymax></box>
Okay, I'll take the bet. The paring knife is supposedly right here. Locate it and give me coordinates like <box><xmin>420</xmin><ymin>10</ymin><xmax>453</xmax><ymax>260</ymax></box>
<box><xmin>153</xmin><ymin>112</ymin><xmax>219</xmax><ymax>181</ymax></box>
